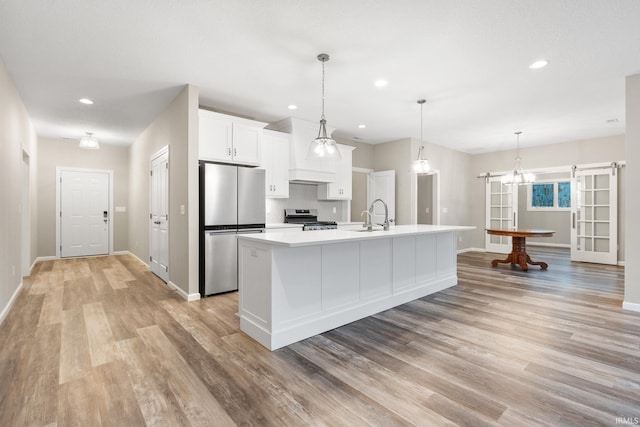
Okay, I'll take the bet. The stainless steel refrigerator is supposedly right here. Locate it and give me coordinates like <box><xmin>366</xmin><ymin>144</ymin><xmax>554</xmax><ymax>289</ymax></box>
<box><xmin>199</xmin><ymin>162</ymin><xmax>265</xmax><ymax>296</ymax></box>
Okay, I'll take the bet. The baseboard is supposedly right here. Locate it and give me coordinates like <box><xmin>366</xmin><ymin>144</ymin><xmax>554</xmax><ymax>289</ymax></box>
<box><xmin>0</xmin><ymin>281</ymin><xmax>24</xmax><ymax>325</ymax></box>
<box><xmin>622</xmin><ymin>301</ymin><xmax>640</xmax><ymax>313</ymax></box>
<box><xmin>457</xmin><ymin>247</ymin><xmax>476</xmax><ymax>254</ymax></box>
<box><xmin>168</xmin><ymin>280</ymin><xmax>201</xmax><ymax>302</ymax></box>
<box><xmin>111</xmin><ymin>250</ymin><xmax>131</xmax><ymax>256</ymax></box>
<box><xmin>34</xmin><ymin>256</ymin><xmax>56</xmax><ymax>263</ymax></box>
<box><xmin>526</xmin><ymin>242</ymin><xmax>571</xmax><ymax>248</ymax></box>
<box><xmin>458</xmin><ymin>247</ymin><xmax>486</xmax><ymax>254</ymax></box>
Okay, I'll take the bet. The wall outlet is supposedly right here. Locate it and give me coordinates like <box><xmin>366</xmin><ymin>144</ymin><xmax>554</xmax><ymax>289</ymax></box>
<box><xmin>458</xmin><ymin>235</ymin><xmax>462</xmax><ymax>242</ymax></box>
<box><xmin>180</xmin><ymin>205</ymin><xmax>185</xmax><ymax>215</ymax></box>
<box><xmin>333</xmin><ymin>207</ymin><xmax>336</xmax><ymax>214</ymax></box>
<box><xmin>12</xmin><ymin>265</ymin><xmax>15</xmax><ymax>276</ymax></box>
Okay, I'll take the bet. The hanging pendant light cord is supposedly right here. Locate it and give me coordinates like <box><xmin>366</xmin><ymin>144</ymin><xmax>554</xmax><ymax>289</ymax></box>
<box><xmin>321</xmin><ymin>58</ymin><xmax>326</xmax><ymax>121</ymax></box>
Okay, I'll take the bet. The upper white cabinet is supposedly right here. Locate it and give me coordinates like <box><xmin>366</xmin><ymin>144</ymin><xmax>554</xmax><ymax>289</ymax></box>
<box><xmin>261</xmin><ymin>129</ymin><xmax>290</xmax><ymax>198</ymax></box>
<box><xmin>274</xmin><ymin>117</ymin><xmax>337</xmax><ymax>183</ymax></box>
<box><xmin>199</xmin><ymin>109</ymin><xmax>267</xmax><ymax>166</ymax></box>
<box><xmin>318</xmin><ymin>144</ymin><xmax>355</xmax><ymax>200</ymax></box>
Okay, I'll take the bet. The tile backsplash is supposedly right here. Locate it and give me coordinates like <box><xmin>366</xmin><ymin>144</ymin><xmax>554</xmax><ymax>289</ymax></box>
<box><xmin>266</xmin><ymin>183</ymin><xmax>348</xmax><ymax>223</ymax></box>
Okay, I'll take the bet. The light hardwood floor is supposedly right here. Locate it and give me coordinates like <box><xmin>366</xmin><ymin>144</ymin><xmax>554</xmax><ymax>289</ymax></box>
<box><xmin>1</xmin><ymin>248</ymin><xmax>638</xmax><ymax>426</ymax></box>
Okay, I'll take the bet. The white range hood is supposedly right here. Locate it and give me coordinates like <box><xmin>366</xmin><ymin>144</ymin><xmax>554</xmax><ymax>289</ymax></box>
<box><xmin>275</xmin><ymin>117</ymin><xmax>338</xmax><ymax>183</ymax></box>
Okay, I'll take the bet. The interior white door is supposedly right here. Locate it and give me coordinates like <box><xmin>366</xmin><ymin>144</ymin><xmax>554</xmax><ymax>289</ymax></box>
<box><xmin>150</xmin><ymin>149</ymin><xmax>169</xmax><ymax>282</ymax></box>
<box><xmin>485</xmin><ymin>177</ymin><xmax>519</xmax><ymax>254</ymax></box>
<box><xmin>367</xmin><ymin>170</ymin><xmax>395</xmax><ymax>226</ymax></box>
<box><xmin>571</xmin><ymin>167</ymin><xmax>618</xmax><ymax>264</ymax></box>
<box><xmin>60</xmin><ymin>170</ymin><xmax>109</xmax><ymax>257</ymax></box>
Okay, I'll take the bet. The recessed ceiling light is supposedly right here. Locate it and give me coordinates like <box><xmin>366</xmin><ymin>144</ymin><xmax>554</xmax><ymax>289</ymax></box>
<box><xmin>288</xmin><ymin>104</ymin><xmax>297</xmax><ymax>110</ymax></box>
<box><xmin>358</xmin><ymin>124</ymin><xmax>366</xmax><ymax>129</ymax></box>
<box><xmin>79</xmin><ymin>98</ymin><xmax>94</xmax><ymax>105</ymax></box>
<box><xmin>374</xmin><ymin>79</ymin><xmax>388</xmax><ymax>88</ymax></box>
<box><xmin>529</xmin><ymin>60</ymin><xmax>549</xmax><ymax>69</ymax></box>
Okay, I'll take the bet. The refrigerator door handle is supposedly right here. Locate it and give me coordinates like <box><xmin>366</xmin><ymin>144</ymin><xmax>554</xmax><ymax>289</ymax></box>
<box><xmin>238</xmin><ymin>229</ymin><xmax>264</xmax><ymax>234</ymax></box>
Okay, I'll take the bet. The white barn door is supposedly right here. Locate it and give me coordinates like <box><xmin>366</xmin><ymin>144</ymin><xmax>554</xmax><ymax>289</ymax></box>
<box><xmin>485</xmin><ymin>177</ymin><xmax>519</xmax><ymax>254</ymax></box>
<box><xmin>59</xmin><ymin>170</ymin><xmax>110</xmax><ymax>257</ymax></box>
<box><xmin>149</xmin><ymin>148</ymin><xmax>169</xmax><ymax>282</ymax></box>
<box><xmin>571</xmin><ymin>167</ymin><xmax>618</xmax><ymax>264</ymax></box>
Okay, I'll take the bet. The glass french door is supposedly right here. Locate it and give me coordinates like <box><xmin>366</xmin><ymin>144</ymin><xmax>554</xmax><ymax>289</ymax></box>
<box><xmin>485</xmin><ymin>176</ymin><xmax>518</xmax><ymax>254</ymax></box>
<box><xmin>571</xmin><ymin>167</ymin><xmax>618</xmax><ymax>264</ymax></box>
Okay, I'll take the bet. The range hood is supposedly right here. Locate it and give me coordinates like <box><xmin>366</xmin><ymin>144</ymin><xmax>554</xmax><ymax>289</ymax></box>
<box><xmin>275</xmin><ymin>117</ymin><xmax>338</xmax><ymax>183</ymax></box>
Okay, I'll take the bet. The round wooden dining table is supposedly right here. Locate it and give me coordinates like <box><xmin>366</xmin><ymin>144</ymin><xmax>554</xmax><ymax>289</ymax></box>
<box><xmin>486</xmin><ymin>228</ymin><xmax>555</xmax><ymax>271</ymax></box>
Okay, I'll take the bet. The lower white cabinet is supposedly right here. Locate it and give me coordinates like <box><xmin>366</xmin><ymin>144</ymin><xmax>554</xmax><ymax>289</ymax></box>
<box><xmin>261</xmin><ymin>130</ymin><xmax>290</xmax><ymax>198</ymax></box>
<box><xmin>318</xmin><ymin>144</ymin><xmax>354</xmax><ymax>200</ymax></box>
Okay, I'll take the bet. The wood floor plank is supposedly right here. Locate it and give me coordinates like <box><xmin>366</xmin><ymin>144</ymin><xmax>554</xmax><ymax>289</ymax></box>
<box><xmin>38</xmin><ymin>286</ymin><xmax>63</xmax><ymax>326</ymax></box>
<box><xmin>22</xmin><ymin>323</ymin><xmax>61</xmax><ymax>426</ymax></box>
<box><xmin>116</xmin><ymin>337</ymin><xmax>192</xmax><ymax>426</ymax></box>
<box><xmin>82</xmin><ymin>302</ymin><xmax>118</xmax><ymax>367</ymax></box>
<box><xmin>57</xmin><ymin>371</ymin><xmax>104</xmax><ymax>426</ymax></box>
<box><xmin>136</xmin><ymin>325</ymin><xmax>235</xmax><ymax>426</ymax></box>
<box><xmin>58</xmin><ymin>308</ymin><xmax>92</xmax><ymax>384</ymax></box>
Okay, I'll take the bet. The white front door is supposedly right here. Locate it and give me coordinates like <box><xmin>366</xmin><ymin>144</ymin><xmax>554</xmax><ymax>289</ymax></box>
<box><xmin>150</xmin><ymin>148</ymin><xmax>169</xmax><ymax>282</ymax></box>
<box><xmin>571</xmin><ymin>167</ymin><xmax>618</xmax><ymax>264</ymax></box>
<box><xmin>367</xmin><ymin>170</ymin><xmax>396</xmax><ymax>226</ymax></box>
<box><xmin>60</xmin><ymin>170</ymin><xmax>110</xmax><ymax>257</ymax></box>
<box><xmin>485</xmin><ymin>177</ymin><xmax>519</xmax><ymax>254</ymax></box>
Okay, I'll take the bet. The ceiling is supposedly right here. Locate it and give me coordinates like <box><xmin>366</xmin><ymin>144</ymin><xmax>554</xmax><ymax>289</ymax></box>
<box><xmin>1</xmin><ymin>1</ymin><xmax>639</xmax><ymax>154</ymax></box>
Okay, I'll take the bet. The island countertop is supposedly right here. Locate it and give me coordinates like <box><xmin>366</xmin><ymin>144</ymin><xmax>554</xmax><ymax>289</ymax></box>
<box><xmin>239</xmin><ymin>224</ymin><xmax>475</xmax><ymax>247</ymax></box>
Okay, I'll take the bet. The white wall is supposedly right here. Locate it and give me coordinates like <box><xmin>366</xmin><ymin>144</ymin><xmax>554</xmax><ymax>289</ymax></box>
<box><xmin>36</xmin><ymin>138</ymin><xmax>130</xmax><ymax>256</ymax></box>
<box><xmin>128</xmin><ymin>84</ymin><xmax>200</xmax><ymax>299</ymax></box>
<box><xmin>625</xmin><ymin>74</ymin><xmax>640</xmax><ymax>307</ymax></box>
<box><xmin>0</xmin><ymin>56</ymin><xmax>38</xmax><ymax>322</ymax></box>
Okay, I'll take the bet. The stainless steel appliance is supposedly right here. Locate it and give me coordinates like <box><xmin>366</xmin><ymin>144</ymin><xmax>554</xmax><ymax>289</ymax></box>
<box><xmin>200</xmin><ymin>162</ymin><xmax>265</xmax><ymax>296</ymax></box>
<box><xmin>284</xmin><ymin>208</ymin><xmax>338</xmax><ymax>231</ymax></box>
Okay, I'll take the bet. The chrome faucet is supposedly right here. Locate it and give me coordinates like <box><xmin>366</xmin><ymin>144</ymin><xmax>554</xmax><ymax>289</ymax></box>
<box><xmin>369</xmin><ymin>198</ymin><xmax>391</xmax><ymax>231</ymax></box>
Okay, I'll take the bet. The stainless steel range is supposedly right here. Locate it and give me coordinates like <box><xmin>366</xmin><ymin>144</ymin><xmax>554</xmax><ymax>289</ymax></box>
<box><xmin>284</xmin><ymin>209</ymin><xmax>337</xmax><ymax>231</ymax></box>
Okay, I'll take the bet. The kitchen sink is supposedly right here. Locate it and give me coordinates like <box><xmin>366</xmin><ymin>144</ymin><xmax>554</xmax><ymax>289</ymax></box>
<box><xmin>354</xmin><ymin>227</ymin><xmax>385</xmax><ymax>232</ymax></box>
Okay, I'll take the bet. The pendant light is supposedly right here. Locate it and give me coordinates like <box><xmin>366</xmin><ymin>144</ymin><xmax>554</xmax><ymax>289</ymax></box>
<box><xmin>412</xmin><ymin>99</ymin><xmax>432</xmax><ymax>174</ymax></box>
<box><xmin>307</xmin><ymin>53</ymin><xmax>341</xmax><ymax>160</ymax></box>
<box><xmin>79</xmin><ymin>132</ymin><xmax>100</xmax><ymax>150</ymax></box>
<box><xmin>501</xmin><ymin>131</ymin><xmax>534</xmax><ymax>184</ymax></box>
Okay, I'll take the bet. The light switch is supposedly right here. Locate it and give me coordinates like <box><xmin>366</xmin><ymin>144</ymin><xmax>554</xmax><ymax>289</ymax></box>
<box><xmin>333</xmin><ymin>207</ymin><xmax>337</xmax><ymax>214</ymax></box>
<box><xmin>425</xmin><ymin>207</ymin><xmax>429</xmax><ymax>214</ymax></box>
<box><xmin>115</xmin><ymin>206</ymin><xmax>127</xmax><ymax>213</ymax></box>
<box><xmin>442</xmin><ymin>207</ymin><xmax>448</xmax><ymax>214</ymax></box>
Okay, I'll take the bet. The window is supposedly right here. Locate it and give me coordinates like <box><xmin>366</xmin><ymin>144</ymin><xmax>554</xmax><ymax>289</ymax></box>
<box><xmin>527</xmin><ymin>180</ymin><xmax>571</xmax><ymax>211</ymax></box>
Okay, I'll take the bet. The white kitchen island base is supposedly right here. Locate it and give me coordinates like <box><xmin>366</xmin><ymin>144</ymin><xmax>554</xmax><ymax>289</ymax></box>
<box><xmin>237</xmin><ymin>225</ymin><xmax>473</xmax><ymax>351</ymax></box>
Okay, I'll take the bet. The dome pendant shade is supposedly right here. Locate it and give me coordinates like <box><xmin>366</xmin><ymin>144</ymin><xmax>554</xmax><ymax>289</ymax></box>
<box><xmin>307</xmin><ymin>118</ymin><xmax>341</xmax><ymax>159</ymax></box>
<box><xmin>307</xmin><ymin>53</ymin><xmax>341</xmax><ymax>160</ymax></box>
<box><xmin>79</xmin><ymin>132</ymin><xmax>100</xmax><ymax>149</ymax></box>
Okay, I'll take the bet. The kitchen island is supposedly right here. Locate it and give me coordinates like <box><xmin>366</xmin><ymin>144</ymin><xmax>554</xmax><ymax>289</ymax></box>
<box><xmin>237</xmin><ymin>224</ymin><xmax>474</xmax><ymax>350</ymax></box>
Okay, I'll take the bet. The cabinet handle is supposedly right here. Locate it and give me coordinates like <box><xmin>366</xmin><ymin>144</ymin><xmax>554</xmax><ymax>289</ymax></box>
<box><xmin>234</xmin><ymin>147</ymin><xmax>237</xmax><ymax>157</ymax></box>
<box><xmin>227</xmin><ymin>147</ymin><xmax>231</xmax><ymax>156</ymax></box>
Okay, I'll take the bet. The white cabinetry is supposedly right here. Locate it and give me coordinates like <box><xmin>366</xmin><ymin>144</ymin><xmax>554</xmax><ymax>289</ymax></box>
<box><xmin>199</xmin><ymin>109</ymin><xmax>267</xmax><ymax>166</ymax></box>
<box><xmin>274</xmin><ymin>117</ymin><xmax>337</xmax><ymax>182</ymax></box>
<box><xmin>261</xmin><ymin>130</ymin><xmax>290</xmax><ymax>198</ymax></box>
<box><xmin>318</xmin><ymin>144</ymin><xmax>354</xmax><ymax>200</ymax></box>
